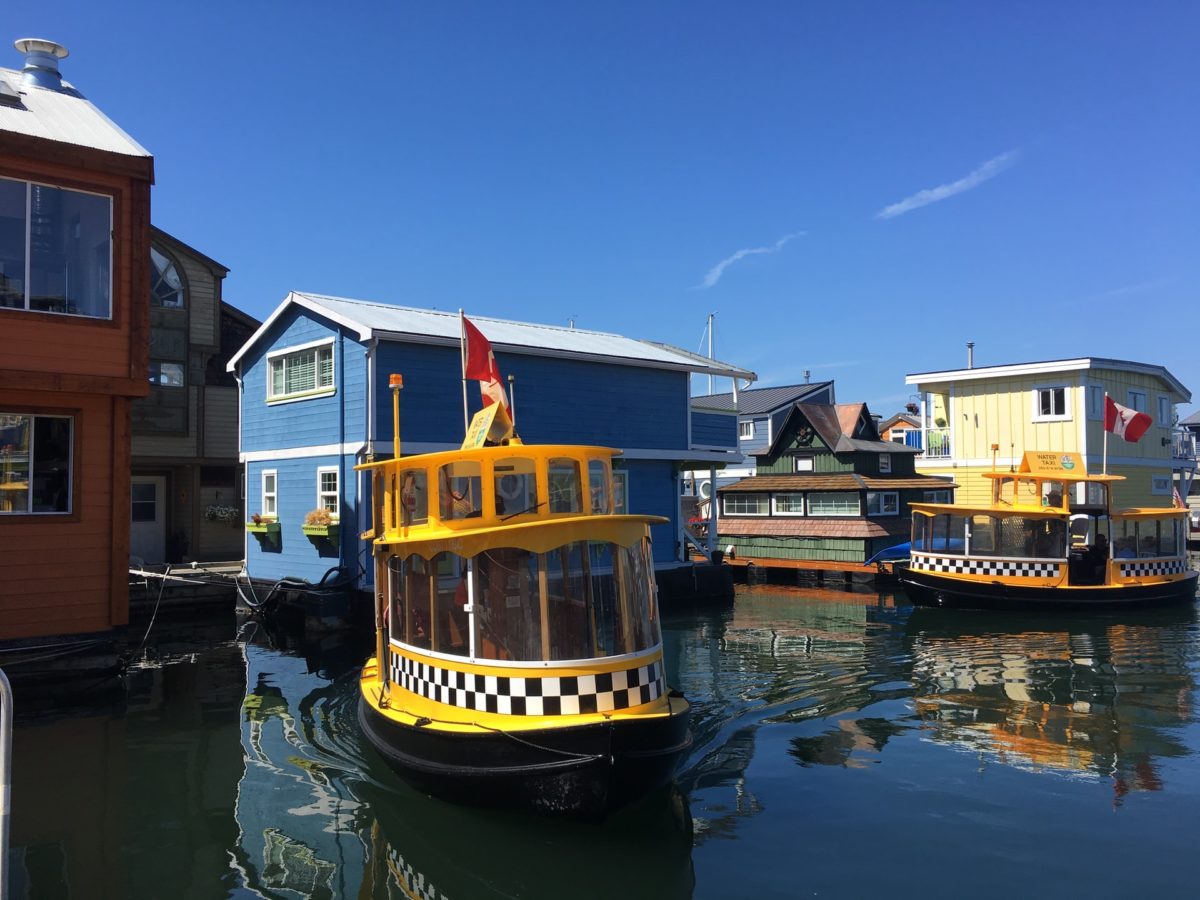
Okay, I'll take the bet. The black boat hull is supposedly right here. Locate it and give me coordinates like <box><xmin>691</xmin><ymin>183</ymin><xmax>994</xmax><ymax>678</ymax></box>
<box><xmin>897</xmin><ymin>564</ymin><xmax>1198</xmax><ymax>610</ymax></box>
<box><xmin>359</xmin><ymin>695</ymin><xmax>692</xmax><ymax>819</ymax></box>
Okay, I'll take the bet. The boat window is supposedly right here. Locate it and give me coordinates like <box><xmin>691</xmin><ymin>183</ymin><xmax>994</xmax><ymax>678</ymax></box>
<box><xmin>475</xmin><ymin>547</ymin><xmax>542</xmax><ymax>660</ymax></box>
<box><xmin>929</xmin><ymin>514</ymin><xmax>968</xmax><ymax>554</ymax></box>
<box><xmin>494</xmin><ymin>457</ymin><xmax>537</xmax><ymax>518</ymax></box>
<box><xmin>1071</xmin><ymin>481</ymin><xmax>1108</xmax><ymax>508</ymax></box>
<box><xmin>549</xmin><ymin>458</ymin><xmax>583</xmax><ymax>514</ymax></box>
<box><xmin>473</xmin><ymin>540</ymin><xmax>660</xmax><ymax>662</ymax></box>
<box><xmin>970</xmin><ymin>515</ymin><xmax>1065</xmax><ymax>558</ymax></box>
<box><xmin>968</xmin><ymin>515</ymin><xmax>998</xmax><ymax>555</ymax></box>
<box><xmin>588</xmin><ymin>460</ymin><xmax>610</xmax><ymax>514</ymax></box>
<box><xmin>391</xmin><ymin>554</ymin><xmax>433</xmax><ymax>649</ymax></box>
<box><xmin>397</xmin><ymin>468</ymin><xmax>428</xmax><ymax>526</ymax></box>
<box><xmin>439</xmin><ymin>460</ymin><xmax>482</xmax><ymax>520</ymax></box>
<box><xmin>1159</xmin><ymin>519</ymin><xmax>1180</xmax><ymax>556</ymax></box>
<box><xmin>1018</xmin><ymin>479</ymin><xmax>1040</xmax><ymax>505</ymax></box>
<box><xmin>995</xmin><ymin>478</ymin><xmax>1016</xmax><ymax>505</ymax></box>
<box><xmin>430</xmin><ymin>551</ymin><xmax>470</xmax><ymax>657</ymax></box>
<box><xmin>1116</xmin><ymin>518</ymin><xmax>1180</xmax><ymax>559</ymax></box>
<box><xmin>1040</xmin><ymin>481</ymin><xmax>1065</xmax><ymax>508</ymax></box>
<box><xmin>912</xmin><ymin>513</ymin><xmax>931</xmax><ymax>550</ymax></box>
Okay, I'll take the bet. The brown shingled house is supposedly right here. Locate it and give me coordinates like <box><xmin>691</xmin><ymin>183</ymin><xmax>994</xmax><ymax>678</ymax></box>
<box><xmin>716</xmin><ymin>401</ymin><xmax>954</xmax><ymax>565</ymax></box>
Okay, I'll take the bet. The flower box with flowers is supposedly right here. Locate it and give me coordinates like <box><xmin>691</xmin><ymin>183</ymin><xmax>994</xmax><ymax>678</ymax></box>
<box><xmin>301</xmin><ymin>508</ymin><xmax>338</xmax><ymax>541</ymax></box>
<box><xmin>246</xmin><ymin>513</ymin><xmax>280</xmax><ymax>535</ymax></box>
<box><xmin>205</xmin><ymin>504</ymin><xmax>242</xmax><ymax>525</ymax></box>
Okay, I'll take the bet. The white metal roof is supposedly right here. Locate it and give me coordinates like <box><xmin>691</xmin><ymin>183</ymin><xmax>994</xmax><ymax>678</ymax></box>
<box><xmin>228</xmin><ymin>291</ymin><xmax>757</xmax><ymax>380</ymax></box>
<box><xmin>0</xmin><ymin>67</ymin><xmax>150</xmax><ymax>158</ymax></box>
<box><xmin>907</xmin><ymin>357</ymin><xmax>1190</xmax><ymax>402</ymax></box>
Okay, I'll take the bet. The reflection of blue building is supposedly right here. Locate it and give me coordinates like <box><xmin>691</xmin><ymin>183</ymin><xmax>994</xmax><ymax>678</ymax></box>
<box><xmin>228</xmin><ymin>294</ymin><xmax>751</xmax><ymax>588</ymax></box>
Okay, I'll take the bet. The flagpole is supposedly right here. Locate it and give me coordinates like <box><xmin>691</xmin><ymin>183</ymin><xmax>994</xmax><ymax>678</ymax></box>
<box><xmin>1103</xmin><ymin>392</ymin><xmax>1109</xmax><ymax>475</ymax></box>
<box><xmin>508</xmin><ymin>374</ymin><xmax>516</xmax><ymax>431</ymax></box>
<box><xmin>459</xmin><ymin>309</ymin><xmax>469</xmax><ymax>435</ymax></box>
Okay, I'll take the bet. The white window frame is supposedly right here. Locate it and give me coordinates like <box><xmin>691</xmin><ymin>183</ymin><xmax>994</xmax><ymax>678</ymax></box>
<box><xmin>1151</xmin><ymin>474</ymin><xmax>1172</xmax><ymax>496</ymax></box>
<box><xmin>261</xmin><ymin>469</ymin><xmax>278</xmax><ymax>519</ymax></box>
<box><xmin>317</xmin><ymin>466</ymin><xmax>339</xmax><ymax>518</ymax></box>
<box><xmin>890</xmin><ymin>429</ymin><xmax>907</xmax><ymax>445</ymax></box>
<box><xmin>1032</xmin><ymin>384</ymin><xmax>1071</xmax><ymax>423</ymax></box>
<box><xmin>879</xmin><ymin>453</ymin><xmax>891</xmax><ymax>474</ymax></box>
<box><xmin>1128</xmin><ymin>389</ymin><xmax>1147</xmax><ymax>413</ymax></box>
<box><xmin>267</xmin><ymin>338</ymin><xmax>336</xmax><ymax>403</ymax></box>
<box><xmin>738</xmin><ymin>420</ymin><xmax>754</xmax><ymax>440</ymax></box>
<box><xmin>1086</xmin><ymin>383</ymin><xmax>1105</xmax><ymax>421</ymax></box>
<box><xmin>1157</xmin><ymin>395</ymin><xmax>1171</xmax><ymax>429</ymax></box>
<box><xmin>923</xmin><ymin>489</ymin><xmax>952</xmax><ymax>504</ymax></box>
<box><xmin>794</xmin><ymin>454</ymin><xmax>815</xmax><ymax>473</ymax></box>
<box><xmin>771</xmin><ymin>493</ymin><xmax>806</xmax><ymax>516</ymax></box>
<box><xmin>866</xmin><ymin>491</ymin><xmax>899</xmax><ymax>516</ymax></box>
<box><xmin>722</xmin><ymin>493</ymin><xmax>769</xmax><ymax>516</ymax></box>
<box><xmin>807</xmin><ymin>492</ymin><xmax>861</xmax><ymax>517</ymax></box>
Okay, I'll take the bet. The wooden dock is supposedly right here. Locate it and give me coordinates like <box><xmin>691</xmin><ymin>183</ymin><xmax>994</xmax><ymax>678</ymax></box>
<box><xmin>695</xmin><ymin>555</ymin><xmax>897</xmax><ymax>586</ymax></box>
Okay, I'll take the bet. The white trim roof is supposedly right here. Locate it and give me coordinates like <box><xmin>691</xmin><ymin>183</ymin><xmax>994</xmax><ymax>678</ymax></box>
<box><xmin>906</xmin><ymin>357</ymin><xmax>1190</xmax><ymax>402</ymax></box>
<box><xmin>0</xmin><ymin>68</ymin><xmax>150</xmax><ymax>158</ymax></box>
<box><xmin>228</xmin><ymin>291</ymin><xmax>757</xmax><ymax>379</ymax></box>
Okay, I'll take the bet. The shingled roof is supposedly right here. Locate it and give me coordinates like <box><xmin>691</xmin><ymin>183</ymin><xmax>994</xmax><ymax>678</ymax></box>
<box><xmin>691</xmin><ymin>381</ymin><xmax>833</xmax><ymax>415</ymax></box>
<box><xmin>718</xmin><ymin>474</ymin><xmax>956</xmax><ymax>492</ymax></box>
<box><xmin>754</xmin><ymin>402</ymin><xmax>921</xmax><ymax>458</ymax></box>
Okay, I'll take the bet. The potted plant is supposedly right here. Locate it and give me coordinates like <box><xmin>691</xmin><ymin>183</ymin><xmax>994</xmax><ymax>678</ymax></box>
<box><xmin>246</xmin><ymin>512</ymin><xmax>281</xmax><ymax>535</ymax></box>
<box><xmin>301</xmin><ymin>507</ymin><xmax>338</xmax><ymax>542</ymax></box>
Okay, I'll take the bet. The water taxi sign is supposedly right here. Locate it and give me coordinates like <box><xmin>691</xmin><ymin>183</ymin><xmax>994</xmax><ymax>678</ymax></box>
<box><xmin>1018</xmin><ymin>452</ymin><xmax>1085</xmax><ymax>475</ymax></box>
<box><xmin>461</xmin><ymin>402</ymin><xmax>514</xmax><ymax>449</ymax></box>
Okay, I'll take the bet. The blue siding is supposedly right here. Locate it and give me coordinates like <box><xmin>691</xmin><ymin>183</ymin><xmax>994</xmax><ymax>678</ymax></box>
<box><xmin>245</xmin><ymin>453</ymin><xmax>359</xmax><ymax>583</ymax></box>
<box><xmin>241</xmin><ymin>308</ymin><xmax>368</xmax><ymax>454</ymax></box>
<box><xmin>375</xmin><ymin>342</ymin><xmax>690</xmax><ymax>449</ymax></box>
<box><xmin>691</xmin><ymin>410</ymin><xmax>736</xmax><ymax>448</ymax></box>
<box><xmin>739</xmin><ymin>415</ymin><xmax>771</xmax><ymax>455</ymax></box>
<box><xmin>622</xmin><ymin>460</ymin><xmax>680</xmax><ymax>565</ymax></box>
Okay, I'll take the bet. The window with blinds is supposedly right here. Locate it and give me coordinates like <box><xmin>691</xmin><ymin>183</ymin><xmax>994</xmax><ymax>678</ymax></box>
<box><xmin>268</xmin><ymin>344</ymin><xmax>335</xmax><ymax>401</ymax></box>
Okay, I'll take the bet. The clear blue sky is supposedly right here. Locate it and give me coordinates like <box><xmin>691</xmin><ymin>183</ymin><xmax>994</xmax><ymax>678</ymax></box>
<box><xmin>10</xmin><ymin>3</ymin><xmax>1199</xmax><ymax>416</ymax></box>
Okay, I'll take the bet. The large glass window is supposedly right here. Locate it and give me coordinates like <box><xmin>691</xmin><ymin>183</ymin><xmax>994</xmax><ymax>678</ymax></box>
<box><xmin>723</xmin><ymin>493</ymin><xmax>768</xmax><ymax>516</ymax></box>
<box><xmin>0</xmin><ymin>413</ymin><xmax>72</xmax><ymax>514</ymax></box>
<box><xmin>808</xmin><ymin>492</ymin><xmax>860</xmax><ymax>516</ymax></box>
<box><xmin>268</xmin><ymin>343</ymin><xmax>334</xmax><ymax>401</ymax></box>
<box><xmin>1114</xmin><ymin>518</ymin><xmax>1181</xmax><ymax>559</ymax></box>
<box><xmin>439</xmin><ymin>460</ymin><xmax>482</xmax><ymax>520</ymax></box>
<box><xmin>150</xmin><ymin>247</ymin><xmax>184</xmax><ymax>308</ymax></box>
<box><xmin>970</xmin><ymin>514</ymin><xmax>1065</xmax><ymax>558</ymax></box>
<box><xmin>0</xmin><ymin>178</ymin><xmax>112</xmax><ymax>318</ymax></box>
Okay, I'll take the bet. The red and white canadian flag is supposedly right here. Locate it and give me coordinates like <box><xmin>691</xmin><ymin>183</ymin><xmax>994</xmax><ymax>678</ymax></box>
<box><xmin>462</xmin><ymin>315</ymin><xmax>511</xmax><ymax>413</ymax></box>
<box><xmin>1104</xmin><ymin>395</ymin><xmax>1152</xmax><ymax>442</ymax></box>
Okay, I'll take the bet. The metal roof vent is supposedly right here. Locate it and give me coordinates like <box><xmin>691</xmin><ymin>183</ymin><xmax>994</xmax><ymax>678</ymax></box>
<box><xmin>14</xmin><ymin>38</ymin><xmax>68</xmax><ymax>91</ymax></box>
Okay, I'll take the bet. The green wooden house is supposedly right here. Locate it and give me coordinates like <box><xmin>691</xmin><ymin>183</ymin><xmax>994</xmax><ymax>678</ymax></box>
<box><xmin>716</xmin><ymin>402</ymin><xmax>955</xmax><ymax>564</ymax></box>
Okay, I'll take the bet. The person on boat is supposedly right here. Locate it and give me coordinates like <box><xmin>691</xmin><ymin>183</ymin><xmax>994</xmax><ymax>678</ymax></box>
<box><xmin>1084</xmin><ymin>534</ymin><xmax>1109</xmax><ymax>582</ymax></box>
<box><xmin>1114</xmin><ymin>537</ymin><xmax>1136</xmax><ymax>559</ymax></box>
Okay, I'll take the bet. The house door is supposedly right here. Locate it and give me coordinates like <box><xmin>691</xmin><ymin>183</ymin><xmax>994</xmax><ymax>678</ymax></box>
<box><xmin>130</xmin><ymin>476</ymin><xmax>166</xmax><ymax>565</ymax></box>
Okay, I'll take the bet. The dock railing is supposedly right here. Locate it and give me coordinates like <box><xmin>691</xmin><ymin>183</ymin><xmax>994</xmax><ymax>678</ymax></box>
<box><xmin>0</xmin><ymin>667</ymin><xmax>10</xmax><ymax>900</ymax></box>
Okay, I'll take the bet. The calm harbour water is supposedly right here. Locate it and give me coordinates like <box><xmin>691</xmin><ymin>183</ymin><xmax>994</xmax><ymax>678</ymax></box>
<box><xmin>9</xmin><ymin>582</ymin><xmax>1200</xmax><ymax>899</ymax></box>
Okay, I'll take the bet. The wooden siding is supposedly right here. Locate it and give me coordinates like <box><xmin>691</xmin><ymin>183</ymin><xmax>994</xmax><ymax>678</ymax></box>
<box><xmin>691</xmin><ymin>410</ymin><xmax>736</xmax><ymax>448</ymax></box>
<box><xmin>0</xmin><ymin>391</ymin><xmax>126</xmax><ymax>639</ymax></box>
<box><xmin>181</xmin><ymin>252</ymin><xmax>218</xmax><ymax>349</ymax></box>
<box><xmin>737</xmin><ymin>416</ymin><xmax>771</xmax><ymax>455</ymax></box>
<box><xmin>131</xmin><ymin>386</ymin><xmax>199</xmax><ymax>457</ymax></box>
<box><xmin>202</xmin><ymin>386</ymin><xmax>239</xmax><ymax>458</ymax></box>
<box><xmin>717</xmin><ymin>534</ymin><xmax>867</xmax><ymax>563</ymax></box>
<box><xmin>0</xmin><ymin>154</ymin><xmax>149</xmax><ymax>393</ymax></box>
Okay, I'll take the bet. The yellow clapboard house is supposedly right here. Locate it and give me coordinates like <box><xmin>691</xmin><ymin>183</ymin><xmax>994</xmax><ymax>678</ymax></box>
<box><xmin>905</xmin><ymin>357</ymin><xmax>1193</xmax><ymax>509</ymax></box>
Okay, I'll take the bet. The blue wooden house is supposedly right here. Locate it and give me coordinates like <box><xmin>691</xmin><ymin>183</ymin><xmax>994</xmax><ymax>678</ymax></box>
<box><xmin>227</xmin><ymin>293</ymin><xmax>753</xmax><ymax>591</ymax></box>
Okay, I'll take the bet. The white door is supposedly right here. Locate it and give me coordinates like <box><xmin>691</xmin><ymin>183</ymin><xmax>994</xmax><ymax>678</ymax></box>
<box><xmin>130</xmin><ymin>476</ymin><xmax>166</xmax><ymax>565</ymax></box>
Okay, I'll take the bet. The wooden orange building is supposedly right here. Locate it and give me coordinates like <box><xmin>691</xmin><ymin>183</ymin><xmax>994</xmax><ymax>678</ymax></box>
<box><xmin>0</xmin><ymin>40</ymin><xmax>152</xmax><ymax>642</ymax></box>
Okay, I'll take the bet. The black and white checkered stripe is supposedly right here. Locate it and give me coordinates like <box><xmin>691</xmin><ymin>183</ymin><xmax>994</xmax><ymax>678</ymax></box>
<box><xmin>1120</xmin><ymin>559</ymin><xmax>1189</xmax><ymax>578</ymax></box>
<box><xmin>911</xmin><ymin>554</ymin><xmax>1060</xmax><ymax>578</ymax></box>
<box><xmin>386</xmin><ymin>848</ymin><xmax>444</xmax><ymax>900</ymax></box>
<box><xmin>389</xmin><ymin>653</ymin><xmax>664</xmax><ymax>716</ymax></box>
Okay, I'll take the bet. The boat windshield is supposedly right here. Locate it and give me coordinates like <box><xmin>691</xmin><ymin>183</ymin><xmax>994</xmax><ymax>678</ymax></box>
<box><xmin>387</xmin><ymin>539</ymin><xmax>660</xmax><ymax>662</ymax></box>
<box><xmin>914</xmin><ymin>512</ymin><xmax>1067</xmax><ymax>559</ymax></box>
<box><xmin>1112</xmin><ymin>518</ymin><xmax>1182</xmax><ymax>559</ymax></box>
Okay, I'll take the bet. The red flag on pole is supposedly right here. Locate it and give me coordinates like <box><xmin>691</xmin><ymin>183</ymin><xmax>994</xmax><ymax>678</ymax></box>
<box><xmin>462</xmin><ymin>315</ymin><xmax>511</xmax><ymax>414</ymax></box>
<box><xmin>1104</xmin><ymin>395</ymin><xmax>1152</xmax><ymax>442</ymax></box>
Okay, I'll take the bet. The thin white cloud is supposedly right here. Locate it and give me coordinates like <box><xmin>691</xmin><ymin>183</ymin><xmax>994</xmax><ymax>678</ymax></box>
<box><xmin>876</xmin><ymin>151</ymin><xmax>1018</xmax><ymax>220</ymax></box>
<box><xmin>1097</xmin><ymin>277</ymin><xmax>1175</xmax><ymax>299</ymax></box>
<box><xmin>696</xmin><ymin>232</ymin><xmax>803</xmax><ymax>289</ymax></box>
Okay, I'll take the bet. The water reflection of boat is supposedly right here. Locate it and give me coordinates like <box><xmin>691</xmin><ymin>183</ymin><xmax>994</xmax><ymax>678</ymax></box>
<box><xmin>356</xmin><ymin>377</ymin><xmax>691</xmax><ymax>817</ymax></box>
<box><xmin>358</xmin><ymin>778</ymin><xmax>695</xmax><ymax>900</ymax></box>
<box><xmin>897</xmin><ymin>452</ymin><xmax>1197</xmax><ymax>609</ymax></box>
<box><xmin>905</xmin><ymin>605</ymin><xmax>1195</xmax><ymax>797</ymax></box>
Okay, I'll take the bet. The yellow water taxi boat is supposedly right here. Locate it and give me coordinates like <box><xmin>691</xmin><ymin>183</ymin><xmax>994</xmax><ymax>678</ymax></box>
<box><xmin>356</xmin><ymin>378</ymin><xmax>691</xmax><ymax>817</ymax></box>
<box><xmin>896</xmin><ymin>452</ymin><xmax>1197</xmax><ymax>610</ymax></box>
